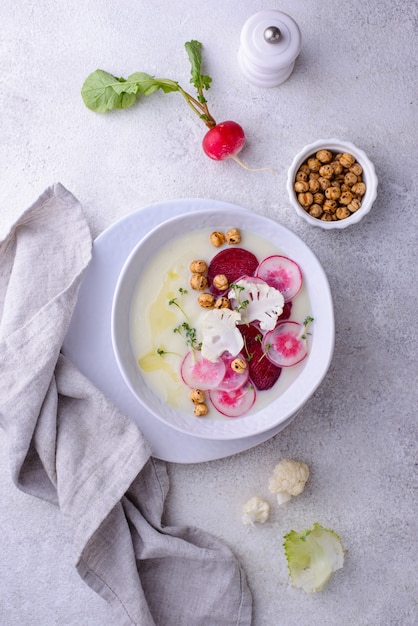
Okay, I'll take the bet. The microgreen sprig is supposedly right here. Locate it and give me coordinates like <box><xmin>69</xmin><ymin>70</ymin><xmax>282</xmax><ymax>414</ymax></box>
<box><xmin>301</xmin><ymin>316</ymin><xmax>314</xmax><ymax>342</ymax></box>
<box><xmin>156</xmin><ymin>347</ymin><xmax>182</xmax><ymax>358</ymax></box>
<box><xmin>168</xmin><ymin>287</ymin><xmax>190</xmax><ymax>322</ymax></box>
<box><xmin>174</xmin><ymin>322</ymin><xmax>201</xmax><ymax>351</ymax></box>
<box><xmin>242</xmin><ymin>336</ymin><xmax>254</xmax><ymax>362</ymax></box>
<box><xmin>167</xmin><ymin>287</ymin><xmax>201</xmax><ymax>353</ymax></box>
<box><xmin>255</xmin><ymin>333</ymin><xmax>271</xmax><ymax>363</ymax></box>
<box><xmin>230</xmin><ymin>283</ymin><xmax>250</xmax><ymax>319</ymax></box>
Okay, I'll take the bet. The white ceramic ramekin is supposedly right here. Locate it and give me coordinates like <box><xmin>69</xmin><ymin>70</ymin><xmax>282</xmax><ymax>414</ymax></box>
<box><xmin>287</xmin><ymin>139</ymin><xmax>378</xmax><ymax>229</ymax></box>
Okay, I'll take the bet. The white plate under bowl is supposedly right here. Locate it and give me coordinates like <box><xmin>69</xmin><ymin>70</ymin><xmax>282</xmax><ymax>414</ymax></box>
<box><xmin>63</xmin><ymin>199</ymin><xmax>314</xmax><ymax>463</ymax></box>
<box><xmin>111</xmin><ymin>206</ymin><xmax>334</xmax><ymax>441</ymax></box>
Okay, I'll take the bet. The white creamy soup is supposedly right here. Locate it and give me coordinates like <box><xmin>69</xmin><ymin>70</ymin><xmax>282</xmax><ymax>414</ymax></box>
<box><xmin>130</xmin><ymin>227</ymin><xmax>312</xmax><ymax>420</ymax></box>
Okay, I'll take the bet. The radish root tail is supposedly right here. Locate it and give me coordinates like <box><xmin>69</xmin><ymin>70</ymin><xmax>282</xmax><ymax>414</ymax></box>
<box><xmin>232</xmin><ymin>155</ymin><xmax>275</xmax><ymax>174</ymax></box>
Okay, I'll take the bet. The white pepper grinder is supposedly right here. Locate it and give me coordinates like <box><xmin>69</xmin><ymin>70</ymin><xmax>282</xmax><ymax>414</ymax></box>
<box><xmin>238</xmin><ymin>10</ymin><xmax>302</xmax><ymax>87</ymax></box>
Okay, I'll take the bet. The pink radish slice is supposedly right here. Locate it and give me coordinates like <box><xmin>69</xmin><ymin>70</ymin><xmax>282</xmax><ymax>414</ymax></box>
<box><xmin>256</xmin><ymin>255</ymin><xmax>302</xmax><ymax>302</ymax></box>
<box><xmin>216</xmin><ymin>353</ymin><xmax>250</xmax><ymax>391</ymax></box>
<box><xmin>262</xmin><ymin>321</ymin><xmax>308</xmax><ymax>367</ymax></box>
<box><xmin>209</xmin><ymin>382</ymin><xmax>256</xmax><ymax>418</ymax></box>
<box><xmin>181</xmin><ymin>351</ymin><xmax>226</xmax><ymax>390</ymax></box>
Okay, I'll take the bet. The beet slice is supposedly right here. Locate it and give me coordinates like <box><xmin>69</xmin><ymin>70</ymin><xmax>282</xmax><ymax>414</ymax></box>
<box><xmin>207</xmin><ymin>247</ymin><xmax>259</xmax><ymax>295</ymax></box>
<box><xmin>238</xmin><ymin>323</ymin><xmax>282</xmax><ymax>391</ymax></box>
<box><xmin>278</xmin><ymin>300</ymin><xmax>293</xmax><ymax>322</ymax></box>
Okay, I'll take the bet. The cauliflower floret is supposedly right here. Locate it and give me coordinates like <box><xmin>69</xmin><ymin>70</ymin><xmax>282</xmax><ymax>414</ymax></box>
<box><xmin>241</xmin><ymin>496</ymin><xmax>270</xmax><ymax>526</ymax></box>
<box><xmin>268</xmin><ymin>459</ymin><xmax>310</xmax><ymax>504</ymax></box>
<box><xmin>200</xmin><ymin>308</ymin><xmax>243</xmax><ymax>362</ymax></box>
<box><xmin>228</xmin><ymin>278</ymin><xmax>284</xmax><ymax>331</ymax></box>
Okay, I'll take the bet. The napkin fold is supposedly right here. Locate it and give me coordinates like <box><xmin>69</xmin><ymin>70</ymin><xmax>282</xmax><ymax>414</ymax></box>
<box><xmin>0</xmin><ymin>184</ymin><xmax>252</xmax><ymax>626</ymax></box>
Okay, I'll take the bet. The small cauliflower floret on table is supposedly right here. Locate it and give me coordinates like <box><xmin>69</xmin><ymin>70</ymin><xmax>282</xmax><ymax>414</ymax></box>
<box><xmin>241</xmin><ymin>496</ymin><xmax>270</xmax><ymax>526</ymax></box>
<box><xmin>268</xmin><ymin>459</ymin><xmax>309</xmax><ymax>504</ymax></box>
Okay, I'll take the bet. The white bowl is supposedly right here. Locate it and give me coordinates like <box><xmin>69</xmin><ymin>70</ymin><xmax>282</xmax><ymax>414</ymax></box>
<box><xmin>287</xmin><ymin>139</ymin><xmax>378</xmax><ymax>229</ymax></box>
<box><xmin>111</xmin><ymin>206</ymin><xmax>334</xmax><ymax>440</ymax></box>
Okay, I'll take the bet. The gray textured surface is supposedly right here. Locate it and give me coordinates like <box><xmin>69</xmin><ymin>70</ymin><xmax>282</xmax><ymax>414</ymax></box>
<box><xmin>1</xmin><ymin>1</ymin><xmax>417</xmax><ymax>625</ymax></box>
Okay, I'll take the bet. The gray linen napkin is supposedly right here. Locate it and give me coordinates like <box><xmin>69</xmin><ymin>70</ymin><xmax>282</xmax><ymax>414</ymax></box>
<box><xmin>0</xmin><ymin>183</ymin><xmax>252</xmax><ymax>626</ymax></box>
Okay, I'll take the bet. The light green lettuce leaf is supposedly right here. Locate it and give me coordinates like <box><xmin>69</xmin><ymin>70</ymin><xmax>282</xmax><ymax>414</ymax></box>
<box><xmin>283</xmin><ymin>522</ymin><xmax>345</xmax><ymax>593</ymax></box>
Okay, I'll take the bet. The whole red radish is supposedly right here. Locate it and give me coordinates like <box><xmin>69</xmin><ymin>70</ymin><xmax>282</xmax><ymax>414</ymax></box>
<box><xmin>202</xmin><ymin>121</ymin><xmax>246</xmax><ymax>161</ymax></box>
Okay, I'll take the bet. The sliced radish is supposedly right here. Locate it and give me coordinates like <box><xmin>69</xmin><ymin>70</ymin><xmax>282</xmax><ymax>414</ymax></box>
<box><xmin>216</xmin><ymin>353</ymin><xmax>250</xmax><ymax>391</ymax></box>
<box><xmin>262</xmin><ymin>321</ymin><xmax>308</xmax><ymax>367</ymax></box>
<box><xmin>180</xmin><ymin>351</ymin><xmax>226</xmax><ymax>390</ymax></box>
<box><xmin>256</xmin><ymin>255</ymin><xmax>302</xmax><ymax>302</ymax></box>
<box><xmin>209</xmin><ymin>381</ymin><xmax>256</xmax><ymax>417</ymax></box>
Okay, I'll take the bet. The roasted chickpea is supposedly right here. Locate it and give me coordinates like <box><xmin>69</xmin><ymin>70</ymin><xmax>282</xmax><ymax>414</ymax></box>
<box><xmin>350</xmin><ymin>163</ymin><xmax>363</xmax><ymax>176</ymax></box>
<box><xmin>323</xmin><ymin>199</ymin><xmax>338</xmax><ymax>213</ymax></box>
<box><xmin>295</xmin><ymin>170</ymin><xmax>309</xmax><ymax>182</ymax></box>
<box><xmin>226</xmin><ymin>228</ymin><xmax>241</xmax><ymax>244</ymax></box>
<box><xmin>190</xmin><ymin>389</ymin><xmax>206</xmax><ymax>404</ymax></box>
<box><xmin>321</xmin><ymin>213</ymin><xmax>335</xmax><ymax>221</ymax></box>
<box><xmin>190</xmin><ymin>273</ymin><xmax>208</xmax><ymax>291</ymax></box>
<box><xmin>313</xmin><ymin>192</ymin><xmax>325</xmax><ymax>205</ymax></box>
<box><xmin>318</xmin><ymin>176</ymin><xmax>331</xmax><ymax>190</ymax></box>
<box><xmin>298</xmin><ymin>192</ymin><xmax>314</xmax><ymax>207</ymax></box>
<box><xmin>316</xmin><ymin>149</ymin><xmax>333</xmax><ymax>163</ymax></box>
<box><xmin>325</xmin><ymin>186</ymin><xmax>341</xmax><ymax>201</ymax></box>
<box><xmin>194</xmin><ymin>403</ymin><xmax>209</xmax><ymax>417</ymax></box>
<box><xmin>339</xmin><ymin>153</ymin><xmax>356</xmax><ymax>168</ymax></box>
<box><xmin>214</xmin><ymin>296</ymin><xmax>230</xmax><ymax>309</ymax></box>
<box><xmin>351</xmin><ymin>182</ymin><xmax>366</xmax><ymax>196</ymax></box>
<box><xmin>319</xmin><ymin>164</ymin><xmax>334</xmax><ymax>179</ymax></box>
<box><xmin>308</xmin><ymin>177</ymin><xmax>320</xmax><ymax>193</ymax></box>
<box><xmin>213</xmin><ymin>274</ymin><xmax>229</xmax><ymax>291</ymax></box>
<box><xmin>340</xmin><ymin>191</ymin><xmax>354</xmax><ymax>205</ymax></box>
<box><xmin>347</xmin><ymin>198</ymin><xmax>362</xmax><ymax>212</ymax></box>
<box><xmin>231</xmin><ymin>358</ymin><xmax>247</xmax><ymax>374</ymax></box>
<box><xmin>210</xmin><ymin>231</ymin><xmax>225</xmax><ymax>247</ymax></box>
<box><xmin>189</xmin><ymin>259</ymin><xmax>208</xmax><ymax>274</ymax></box>
<box><xmin>294</xmin><ymin>180</ymin><xmax>310</xmax><ymax>193</ymax></box>
<box><xmin>332</xmin><ymin>161</ymin><xmax>344</xmax><ymax>176</ymax></box>
<box><xmin>307</xmin><ymin>157</ymin><xmax>321</xmax><ymax>172</ymax></box>
<box><xmin>309</xmin><ymin>204</ymin><xmax>323</xmax><ymax>218</ymax></box>
<box><xmin>299</xmin><ymin>163</ymin><xmax>310</xmax><ymax>174</ymax></box>
<box><xmin>197</xmin><ymin>292</ymin><xmax>215</xmax><ymax>308</ymax></box>
<box><xmin>344</xmin><ymin>172</ymin><xmax>358</xmax><ymax>186</ymax></box>
<box><xmin>336</xmin><ymin>206</ymin><xmax>351</xmax><ymax>220</ymax></box>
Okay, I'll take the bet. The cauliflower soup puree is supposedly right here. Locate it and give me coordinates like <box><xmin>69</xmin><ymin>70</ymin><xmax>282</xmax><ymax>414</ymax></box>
<box><xmin>130</xmin><ymin>227</ymin><xmax>312</xmax><ymax>420</ymax></box>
